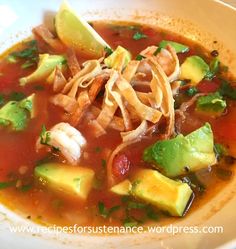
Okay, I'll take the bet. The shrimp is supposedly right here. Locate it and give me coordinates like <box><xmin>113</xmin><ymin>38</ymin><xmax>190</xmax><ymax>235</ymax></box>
<box><xmin>36</xmin><ymin>122</ymin><xmax>86</xmax><ymax>165</ymax></box>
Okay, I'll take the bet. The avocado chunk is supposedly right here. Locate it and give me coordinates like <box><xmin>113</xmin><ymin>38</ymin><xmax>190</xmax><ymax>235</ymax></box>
<box><xmin>196</xmin><ymin>92</ymin><xmax>226</xmax><ymax>116</ymax></box>
<box><xmin>35</xmin><ymin>163</ymin><xmax>95</xmax><ymax>200</ymax></box>
<box><xmin>131</xmin><ymin>169</ymin><xmax>193</xmax><ymax>216</ymax></box>
<box><xmin>19</xmin><ymin>54</ymin><xmax>66</xmax><ymax>86</ymax></box>
<box><xmin>159</xmin><ymin>40</ymin><xmax>189</xmax><ymax>53</ymax></box>
<box><xmin>143</xmin><ymin>123</ymin><xmax>216</xmax><ymax>177</ymax></box>
<box><xmin>104</xmin><ymin>46</ymin><xmax>131</xmax><ymax>70</ymax></box>
<box><xmin>0</xmin><ymin>94</ymin><xmax>35</xmax><ymax>131</ymax></box>
<box><xmin>180</xmin><ymin>56</ymin><xmax>209</xmax><ymax>85</ymax></box>
<box><xmin>110</xmin><ymin>179</ymin><xmax>132</xmax><ymax>196</ymax></box>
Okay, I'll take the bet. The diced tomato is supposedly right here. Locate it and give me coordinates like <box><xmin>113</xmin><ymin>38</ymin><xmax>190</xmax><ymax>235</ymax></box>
<box><xmin>197</xmin><ymin>79</ymin><xmax>220</xmax><ymax>93</ymax></box>
<box><xmin>112</xmin><ymin>154</ymin><xmax>130</xmax><ymax>179</ymax></box>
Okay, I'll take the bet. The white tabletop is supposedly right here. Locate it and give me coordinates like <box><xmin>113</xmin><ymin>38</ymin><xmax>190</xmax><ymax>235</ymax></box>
<box><xmin>222</xmin><ymin>0</ymin><xmax>236</xmax><ymax>7</ymax></box>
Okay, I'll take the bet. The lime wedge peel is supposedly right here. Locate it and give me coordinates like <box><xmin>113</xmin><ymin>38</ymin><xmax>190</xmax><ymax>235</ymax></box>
<box><xmin>55</xmin><ymin>0</ymin><xmax>111</xmax><ymax>58</ymax></box>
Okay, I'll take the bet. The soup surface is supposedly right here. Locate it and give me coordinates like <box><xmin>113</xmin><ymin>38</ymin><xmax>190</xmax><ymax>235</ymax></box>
<box><xmin>0</xmin><ymin>7</ymin><xmax>235</xmax><ymax>229</ymax></box>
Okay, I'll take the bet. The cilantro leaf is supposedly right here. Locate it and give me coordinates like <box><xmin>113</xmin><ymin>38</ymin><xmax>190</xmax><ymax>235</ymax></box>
<box><xmin>133</xmin><ymin>32</ymin><xmax>147</xmax><ymax>40</ymax></box>
<box><xmin>40</xmin><ymin>125</ymin><xmax>51</xmax><ymax>145</ymax></box>
<box><xmin>104</xmin><ymin>46</ymin><xmax>113</xmax><ymax>56</ymax></box>
<box><xmin>205</xmin><ymin>58</ymin><xmax>220</xmax><ymax>80</ymax></box>
<box><xmin>219</xmin><ymin>80</ymin><xmax>236</xmax><ymax>100</ymax></box>
<box><xmin>98</xmin><ymin>202</ymin><xmax>120</xmax><ymax>218</ymax></box>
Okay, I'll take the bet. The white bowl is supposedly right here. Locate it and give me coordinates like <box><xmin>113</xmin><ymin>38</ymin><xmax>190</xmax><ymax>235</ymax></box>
<box><xmin>0</xmin><ymin>1</ymin><xmax>236</xmax><ymax>248</ymax></box>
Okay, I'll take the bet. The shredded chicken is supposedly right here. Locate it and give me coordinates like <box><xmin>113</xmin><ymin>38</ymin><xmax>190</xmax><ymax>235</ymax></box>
<box><xmin>36</xmin><ymin>122</ymin><xmax>86</xmax><ymax>165</ymax></box>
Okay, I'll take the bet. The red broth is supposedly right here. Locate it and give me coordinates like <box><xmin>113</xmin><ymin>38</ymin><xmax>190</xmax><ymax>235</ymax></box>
<box><xmin>0</xmin><ymin>21</ymin><xmax>235</xmax><ymax>228</ymax></box>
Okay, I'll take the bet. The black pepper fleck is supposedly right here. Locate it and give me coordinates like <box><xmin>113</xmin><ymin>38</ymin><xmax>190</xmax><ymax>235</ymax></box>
<box><xmin>210</xmin><ymin>50</ymin><xmax>219</xmax><ymax>57</ymax></box>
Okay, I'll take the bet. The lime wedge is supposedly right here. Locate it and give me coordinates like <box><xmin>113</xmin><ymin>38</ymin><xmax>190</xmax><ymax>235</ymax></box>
<box><xmin>55</xmin><ymin>1</ymin><xmax>110</xmax><ymax>58</ymax></box>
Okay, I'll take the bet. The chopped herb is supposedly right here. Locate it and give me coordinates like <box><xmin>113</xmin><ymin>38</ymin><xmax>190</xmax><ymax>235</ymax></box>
<box><xmin>205</xmin><ymin>58</ymin><xmax>220</xmax><ymax>80</ymax></box>
<box><xmin>179</xmin><ymin>79</ymin><xmax>191</xmax><ymax>86</ymax></box>
<box><xmin>9</xmin><ymin>92</ymin><xmax>26</xmax><ymax>101</ymax></box>
<box><xmin>104</xmin><ymin>46</ymin><xmax>113</xmax><ymax>56</ymax></box>
<box><xmin>21</xmin><ymin>60</ymin><xmax>35</xmax><ymax>69</ymax></box>
<box><xmin>153</xmin><ymin>47</ymin><xmax>162</xmax><ymax>56</ymax></box>
<box><xmin>132</xmin><ymin>179</ymin><xmax>141</xmax><ymax>189</ymax></box>
<box><xmin>123</xmin><ymin>217</ymin><xmax>138</xmax><ymax>227</ymax></box>
<box><xmin>40</xmin><ymin>125</ymin><xmax>51</xmax><ymax>145</ymax></box>
<box><xmin>101</xmin><ymin>159</ymin><xmax>106</xmax><ymax>168</ymax></box>
<box><xmin>136</xmin><ymin>54</ymin><xmax>145</xmax><ymax>61</ymax></box>
<box><xmin>219</xmin><ymin>80</ymin><xmax>236</xmax><ymax>100</ymax></box>
<box><xmin>127</xmin><ymin>201</ymin><xmax>146</xmax><ymax>209</ymax></box>
<box><xmin>94</xmin><ymin>146</ymin><xmax>102</xmax><ymax>153</ymax></box>
<box><xmin>0</xmin><ymin>94</ymin><xmax>4</xmax><ymax>105</ymax></box>
<box><xmin>7</xmin><ymin>55</ymin><xmax>18</xmax><ymax>63</ymax></box>
<box><xmin>121</xmin><ymin>195</ymin><xmax>130</xmax><ymax>203</ymax></box>
<box><xmin>33</xmin><ymin>85</ymin><xmax>44</xmax><ymax>91</ymax></box>
<box><xmin>186</xmin><ymin>87</ymin><xmax>198</xmax><ymax>96</ymax></box>
<box><xmin>146</xmin><ymin>206</ymin><xmax>159</xmax><ymax>220</ymax></box>
<box><xmin>20</xmin><ymin>184</ymin><xmax>32</xmax><ymax>192</ymax></box>
<box><xmin>98</xmin><ymin>201</ymin><xmax>120</xmax><ymax>218</ymax></box>
<box><xmin>133</xmin><ymin>32</ymin><xmax>147</xmax><ymax>40</ymax></box>
<box><xmin>214</xmin><ymin>143</ymin><xmax>228</xmax><ymax>159</ymax></box>
<box><xmin>196</xmin><ymin>92</ymin><xmax>226</xmax><ymax>114</ymax></box>
<box><xmin>0</xmin><ymin>181</ymin><xmax>15</xmax><ymax>189</ymax></box>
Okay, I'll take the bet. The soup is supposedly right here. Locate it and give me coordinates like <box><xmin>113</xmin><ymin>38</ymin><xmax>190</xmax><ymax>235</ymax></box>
<box><xmin>0</xmin><ymin>2</ymin><xmax>235</xmax><ymax>228</ymax></box>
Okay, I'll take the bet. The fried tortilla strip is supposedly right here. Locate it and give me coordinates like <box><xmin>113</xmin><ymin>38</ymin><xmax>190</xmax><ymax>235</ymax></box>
<box><xmin>70</xmin><ymin>74</ymin><xmax>108</xmax><ymax>126</ymax></box>
<box><xmin>90</xmin><ymin>106</ymin><xmax>125</xmax><ymax>131</ymax></box>
<box><xmin>66</xmin><ymin>48</ymin><xmax>81</xmax><ymax>76</ymax></box>
<box><xmin>116</xmin><ymin>76</ymin><xmax>162</xmax><ymax>123</ymax></box>
<box><xmin>121</xmin><ymin>120</ymin><xmax>147</xmax><ymax>143</ymax></box>
<box><xmin>122</xmin><ymin>60</ymin><xmax>140</xmax><ymax>82</ymax></box>
<box><xmin>33</xmin><ymin>24</ymin><xmax>65</xmax><ymax>52</ymax></box>
<box><xmin>70</xmin><ymin>90</ymin><xmax>91</xmax><ymax>126</ymax></box>
<box><xmin>148</xmin><ymin>58</ymin><xmax>175</xmax><ymax>137</ymax></box>
<box><xmin>50</xmin><ymin>94</ymin><xmax>78</xmax><ymax>113</ymax></box>
<box><xmin>88</xmin><ymin>119</ymin><xmax>106</xmax><ymax>137</ymax></box>
<box><xmin>53</xmin><ymin>66</ymin><xmax>67</xmax><ymax>93</ymax></box>
<box><xmin>62</xmin><ymin>60</ymin><xmax>102</xmax><ymax>97</ymax></box>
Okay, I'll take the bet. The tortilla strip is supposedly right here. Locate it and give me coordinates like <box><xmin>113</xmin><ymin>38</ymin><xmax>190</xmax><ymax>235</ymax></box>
<box><xmin>70</xmin><ymin>90</ymin><xmax>91</xmax><ymax>126</ymax></box>
<box><xmin>88</xmin><ymin>73</ymin><xmax>109</xmax><ymax>102</ymax></box>
<box><xmin>150</xmin><ymin>72</ymin><xmax>163</xmax><ymax>109</ymax></box>
<box><xmin>115</xmin><ymin>76</ymin><xmax>162</xmax><ymax>123</ymax></box>
<box><xmin>53</xmin><ymin>66</ymin><xmax>67</xmax><ymax>93</ymax></box>
<box><xmin>50</xmin><ymin>94</ymin><xmax>78</xmax><ymax>113</ymax></box>
<box><xmin>105</xmin><ymin>71</ymin><xmax>132</xmax><ymax>130</ymax></box>
<box><xmin>88</xmin><ymin>119</ymin><xmax>106</xmax><ymax>137</ymax></box>
<box><xmin>166</xmin><ymin>45</ymin><xmax>180</xmax><ymax>82</ymax></box>
<box><xmin>33</xmin><ymin>24</ymin><xmax>65</xmax><ymax>52</ymax></box>
<box><xmin>122</xmin><ymin>60</ymin><xmax>140</xmax><ymax>82</ymax></box>
<box><xmin>66</xmin><ymin>48</ymin><xmax>81</xmax><ymax>76</ymax></box>
<box><xmin>148</xmin><ymin>58</ymin><xmax>175</xmax><ymax>137</ymax></box>
<box><xmin>62</xmin><ymin>60</ymin><xmax>102</xmax><ymax>97</ymax></box>
<box><xmin>70</xmin><ymin>74</ymin><xmax>108</xmax><ymax>126</ymax></box>
<box><xmin>171</xmin><ymin>80</ymin><xmax>182</xmax><ymax>96</ymax></box>
<box><xmin>121</xmin><ymin>120</ymin><xmax>147</xmax><ymax>143</ymax></box>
